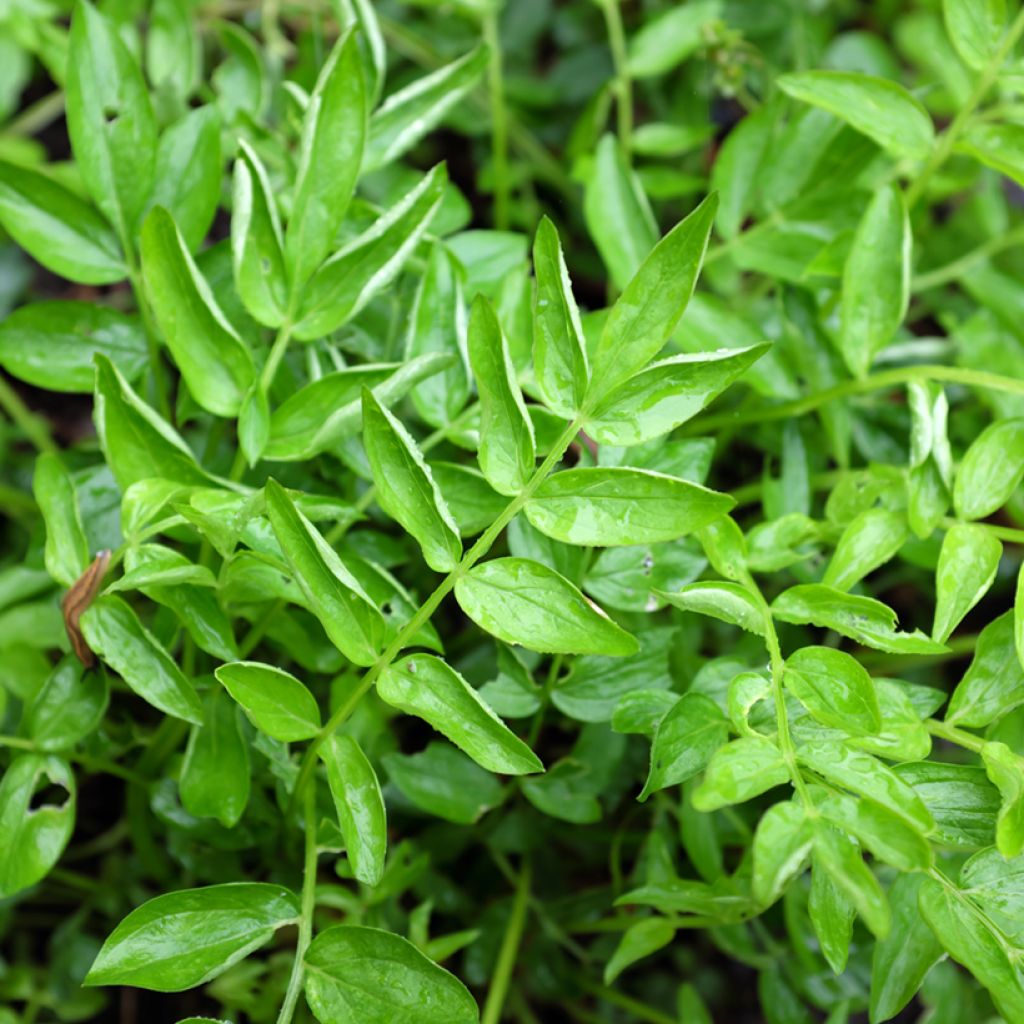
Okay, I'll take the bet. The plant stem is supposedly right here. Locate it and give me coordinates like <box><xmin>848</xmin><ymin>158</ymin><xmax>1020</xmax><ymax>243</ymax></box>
<box><xmin>687</xmin><ymin>364</ymin><xmax>1024</xmax><ymax>437</ymax></box>
<box><xmin>906</xmin><ymin>5</ymin><xmax>1024</xmax><ymax>209</ymax></box>
<box><xmin>6</xmin><ymin>90</ymin><xmax>65</xmax><ymax>137</ymax></box>
<box><xmin>573</xmin><ymin>976</ymin><xmax>677</xmax><ymax>1024</ymax></box>
<box><xmin>128</xmin><ymin>268</ymin><xmax>173</xmax><ymax>420</ymax></box>
<box><xmin>482</xmin><ymin>859</ymin><xmax>531</xmax><ymax>1024</ymax></box>
<box><xmin>261</xmin><ymin>322</ymin><xmax>295</xmax><ymax>394</ymax></box>
<box><xmin>940</xmin><ymin>516</ymin><xmax>1024</xmax><ymax>545</ymax></box>
<box><xmin>482</xmin><ymin>12</ymin><xmax>511</xmax><ymax>230</ymax></box>
<box><xmin>599</xmin><ymin>0</ymin><xmax>633</xmax><ymax>153</ymax></box>
<box><xmin>927</xmin><ymin>718</ymin><xmax>986</xmax><ymax>754</ymax></box>
<box><xmin>914</xmin><ymin>222</ymin><xmax>1024</xmax><ymax>291</ymax></box>
<box><xmin>0</xmin><ymin>375</ymin><xmax>57</xmax><ymax>455</ymax></box>
<box><xmin>290</xmin><ymin>416</ymin><xmax>584</xmax><ymax>803</ymax></box>
<box><xmin>277</xmin><ymin>783</ymin><xmax>319</xmax><ymax>1024</ymax></box>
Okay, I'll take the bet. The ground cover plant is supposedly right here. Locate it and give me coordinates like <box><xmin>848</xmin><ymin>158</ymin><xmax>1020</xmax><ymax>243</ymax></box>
<box><xmin>2</xmin><ymin>0</ymin><xmax>1024</xmax><ymax>1021</ymax></box>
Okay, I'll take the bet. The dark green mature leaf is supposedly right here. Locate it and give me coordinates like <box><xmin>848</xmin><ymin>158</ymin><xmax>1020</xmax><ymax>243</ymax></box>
<box><xmin>0</xmin><ymin>301</ymin><xmax>146</xmax><ymax>393</ymax></box>
<box><xmin>85</xmin><ymin>884</ymin><xmax>300</xmax><ymax>991</ymax></box>
<box><xmin>532</xmin><ymin>216</ymin><xmax>589</xmax><ymax>417</ymax></box>
<box><xmin>933</xmin><ymin>524</ymin><xmax>1002</xmax><ymax>643</ymax></box>
<box><xmin>953</xmin><ymin>418</ymin><xmax>1024</xmax><ymax>521</ymax></box>
<box><xmin>321</xmin><ymin>735</ymin><xmax>387</xmax><ymax>886</ymax></box>
<box><xmin>286</xmin><ymin>27</ymin><xmax>366</xmax><ymax>286</ymax></box>
<box><xmin>66</xmin><ymin>0</ymin><xmax>157</xmax><ymax>240</ymax></box>
<box><xmin>25</xmin><ymin>656</ymin><xmax>108</xmax><ymax>751</ymax></box>
<box><xmin>838</xmin><ymin>185</ymin><xmax>910</xmax><ymax>378</ymax></box>
<box><xmin>215</xmin><ymin>661</ymin><xmax>320</xmax><ymax>741</ymax></box>
<box><xmin>585</xmin><ymin>346</ymin><xmax>769</xmax><ymax>446</ymax></box>
<box><xmin>265</xmin><ymin>478</ymin><xmax>384</xmax><ymax>666</ymax></box>
<box><xmin>895</xmin><ymin>762</ymin><xmax>998</xmax><ymax>848</ymax></box>
<box><xmin>362</xmin><ymin>389</ymin><xmax>462</xmax><ymax>572</ymax></box>
<box><xmin>959</xmin><ymin>845</ymin><xmax>1024</xmax><ymax>945</ymax></box>
<box><xmin>80</xmin><ymin>596</ymin><xmax>202</xmax><ymax>723</ymax></box>
<box><xmin>141</xmin><ymin>206</ymin><xmax>254</xmax><ymax>417</ymax></box>
<box><xmin>0</xmin><ymin>161</ymin><xmax>125</xmax><ymax>283</ymax></box>
<box><xmin>455</xmin><ymin>557</ymin><xmax>639</xmax><ymax>656</ymax></box>
<box><xmin>604</xmin><ymin>918</ymin><xmax>675</xmax><ymax>984</ymax></box>
<box><xmin>34</xmin><ymin>452</ymin><xmax>89</xmax><ymax>587</ymax></box>
<box><xmin>640</xmin><ymin>692</ymin><xmax>728</xmax><ymax>800</ymax></box>
<box><xmin>784</xmin><ymin>646</ymin><xmax>881</xmax><ymax>735</ymax></box>
<box><xmin>0</xmin><ymin>755</ymin><xmax>76</xmax><ymax>897</ymax></box>
<box><xmin>303</xmin><ymin>926</ymin><xmax>480</xmax><ymax>1024</ymax></box>
<box><xmin>588</xmin><ymin>193</ymin><xmax>718</xmax><ymax>400</ymax></box>
<box><xmin>526</xmin><ymin>467</ymin><xmax>732</xmax><ymax>546</ymax></box>
<box><xmin>468</xmin><ymin>295</ymin><xmax>535</xmax><ymax>496</ymax></box>
<box><xmin>777</xmin><ymin>71</ymin><xmax>934</xmax><ymax>159</ymax></box>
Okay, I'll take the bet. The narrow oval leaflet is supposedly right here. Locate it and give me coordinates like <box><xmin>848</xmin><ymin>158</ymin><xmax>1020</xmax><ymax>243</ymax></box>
<box><xmin>215</xmin><ymin>661</ymin><xmax>321</xmax><ymax>741</ymax></box>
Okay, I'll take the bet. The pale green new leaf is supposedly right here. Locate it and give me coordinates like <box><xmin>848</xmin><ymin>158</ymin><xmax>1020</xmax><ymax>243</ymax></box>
<box><xmin>943</xmin><ymin>0</ymin><xmax>1005</xmax><ymax>70</ymax></box>
<box><xmin>658</xmin><ymin>581</ymin><xmax>765</xmax><ymax>636</ymax></box>
<box><xmin>692</xmin><ymin>737</ymin><xmax>790</xmax><ymax>810</ymax></box>
<box><xmin>639</xmin><ymin>692</ymin><xmax>728</xmax><ymax>800</ymax></box>
<box><xmin>34</xmin><ymin>452</ymin><xmax>89</xmax><ymax>588</ymax></box>
<box><xmin>953</xmin><ymin>418</ymin><xmax>1024</xmax><ymax>521</ymax></box>
<box><xmin>785</xmin><ymin>646</ymin><xmax>881</xmax><ymax>736</ymax></box>
<box><xmin>933</xmin><ymin>524</ymin><xmax>1002</xmax><ymax>643</ymax></box>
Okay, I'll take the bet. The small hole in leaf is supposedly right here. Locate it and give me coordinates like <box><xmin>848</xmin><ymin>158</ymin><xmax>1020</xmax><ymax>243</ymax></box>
<box><xmin>29</xmin><ymin>782</ymin><xmax>70</xmax><ymax>812</ymax></box>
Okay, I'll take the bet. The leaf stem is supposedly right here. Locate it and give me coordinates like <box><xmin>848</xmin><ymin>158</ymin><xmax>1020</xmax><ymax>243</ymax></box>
<box><xmin>906</xmin><ymin>5</ymin><xmax>1024</xmax><ymax>209</ymax></box>
<box><xmin>481</xmin><ymin>858</ymin><xmax>531</xmax><ymax>1024</ymax></box>
<box><xmin>482</xmin><ymin>11</ymin><xmax>511</xmax><ymax>230</ymax></box>
<box><xmin>599</xmin><ymin>0</ymin><xmax>633</xmax><ymax>153</ymax></box>
<box><xmin>572</xmin><ymin>976</ymin><xmax>677</xmax><ymax>1024</ymax></box>
<box><xmin>0</xmin><ymin>374</ymin><xmax>57</xmax><ymax>455</ymax></box>
<box><xmin>926</xmin><ymin>718</ymin><xmax>986</xmax><ymax>754</ymax></box>
<box><xmin>914</xmin><ymin>222</ymin><xmax>1024</xmax><ymax>291</ymax></box>
<box><xmin>289</xmin><ymin>416</ymin><xmax>584</xmax><ymax>804</ymax></box>
<box><xmin>277</xmin><ymin>783</ymin><xmax>319</xmax><ymax>1024</ymax></box>
<box><xmin>687</xmin><ymin>364</ymin><xmax>1024</xmax><ymax>436</ymax></box>
<box><xmin>260</xmin><ymin>321</ymin><xmax>295</xmax><ymax>394</ymax></box>
<box><xmin>127</xmin><ymin>268</ymin><xmax>173</xmax><ymax>421</ymax></box>
<box><xmin>940</xmin><ymin>516</ymin><xmax>1024</xmax><ymax>545</ymax></box>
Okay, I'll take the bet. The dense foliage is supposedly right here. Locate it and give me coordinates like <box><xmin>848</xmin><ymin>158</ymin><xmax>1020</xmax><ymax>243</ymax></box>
<box><xmin>2</xmin><ymin>0</ymin><xmax>1024</xmax><ymax>1022</ymax></box>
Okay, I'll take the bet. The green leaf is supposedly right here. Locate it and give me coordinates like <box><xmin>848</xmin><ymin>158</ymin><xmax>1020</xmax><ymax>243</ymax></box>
<box><xmin>658</xmin><ymin>581</ymin><xmax>765</xmax><ymax>636</ymax></box>
<box><xmin>809</xmin><ymin>855</ymin><xmax>855</xmax><ymax>973</ymax></box>
<box><xmin>0</xmin><ymin>301</ymin><xmax>146</xmax><ymax>393</ymax></box>
<box><xmin>526</xmin><ymin>467</ymin><xmax>732</xmax><ymax>547</ymax></box>
<box><xmin>981</xmin><ymin>741</ymin><xmax>1024</xmax><ymax>858</ymax></box>
<box><xmin>238</xmin><ymin>384</ymin><xmax>270</xmax><ymax>467</ymax></box>
<box><xmin>953</xmin><ymin>417</ymin><xmax>1024</xmax><ymax>521</ymax></box>
<box><xmin>959</xmin><ymin>845</ymin><xmax>1024</xmax><ymax>945</ymax></box>
<box><xmin>85</xmin><ymin>883</ymin><xmax>300</xmax><ymax>991</ymax></box>
<box><xmin>454</xmin><ymin>557</ymin><xmax>639</xmax><ymax>656</ymax></box>
<box><xmin>150</xmin><ymin>106</ymin><xmax>221</xmax><ymax>252</ymax></box>
<box><xmin>147</xmin><ymin>0</ymin><xmax>200</xmax><ymax>102</ymax></box>
<box><xmin>946</xmin><ymin>611</ymin><xmax>1024</xmax><ymax>727</ymax></box>
<box><xmin>777</xmin><ymin>70</ymin><xmax>934</xmax><ymax>159</ymax></box>
<box><xmin>382</xmin><ymin>743</ymin><xmax>503</xmax><ymax>825</ymax></box>
<box><xmin>918</xmin><ymin>876</ymin><xmax>1024</xmax><ymax>1024</ymax></box>
<box><xmin>286</xmin><ymin>27</ymin><xmax>367</xmax><ymax>286</ymax></box>
<box><xmin>0</xmin><ymin>755</ymin><xmax>76</xmax><ymax>897</ymax></box>
<box><xmin>584</xmin><ymin>135</ymin><xmax>658</xmax><ymax>290</ymax></box>
<box><xmin>362</xmin><ymin>388</ymin><xmax>462</xmax><ymax>572</ymax></box>
<box><xmin>626</xmin><ymin>0</ymin><xmax>721</xmax><ymax>77</ymax></box>
<box><xmin>25</xmin><ymin>655</ymin><xmax>108</xmax><ymax>751</ymax></box>
<box><xmin>752</xmin><ymin>801</ymin><xmax>812</xmax><ymax>907</ymax></box>
<box><xmin>66</xmin><ymin>0</ymin><xmax>157</xmax><ymax>240</ymax></box>
<box><xmin>640</xmin><ymin>692</ymin><xmax>728</xmax><ymax>800</ymax></box>
<box><xmin>895</xmin><ymin>761</ymin><xmax>998</xmax><ymax>848</ymax></box>
<box><xmin>696</xmin><ymin>515</ymin><xmax>749</xmax><ymax>582</ymax></box>
<box><xmin>215</xmin><ymin>661</ymin><xmax>320</xmax><ymax>741</ymax></box>
<box><xmin>467</xmin><ymin>295</ymin><xmax>535</xmax><ymax>496</ymax></box>
<box><xmin>0</xmin><ymin>161</ymin><xmax>125</xmax><ymax>283</ymax></box>
<box><xmin>79</xmin><ymin>595</ymin><xmax>203</xmax><ymax>724</ymax></box>
<box><xmin>33</xmin><ymin>452</ymin><xmax>89</xmax><ymax>588</ymax></box>
<box><xmin>797</xmin><ymin>741</ymin><xmax>934</xmax><ymax>832</ymax></box>
<box><xmin>588</xmin><ymin>193</ymin><xmax>718</xmax><ymax>400</ymax></box>
<box><xmin>869</xmin><ymin>873</ymin><xmax>943</xmax><ymax>1024</ymax></box>
<box><xmin>141</xmin><ymin>206</ymin><xmax>254</xmax><ymax>417</ymax></box>
<box><xmin>1017</xmin><ymin>563</ymin><xmax>1024</xmax><ymax>672</ymax></box>
<box><xmin>784</xmin><ymin>646</ymin><xmax>881</xmax><ymax>736</ymax></box>
<box><xmin>691</xmin><ymin>737</ymin><xmax>790</xmax><ymax>810</ymax></box>
<box><xmin>107</xmin><ymin>543</ymin><xmax>216</xmax><ymax>592</ymax></box>
<box><xmin>264</xmin><ymin>478</ymin><xmax>384</xmax><ymax>666</ymax></box>
<box><xmin>93</xmin><ymin>354</ymin><xmax>213</xmax><ymax>490</ymax></box>
<box><xmin>955</xmin><ymin>122</ymin><xmax>1024</xmax><ymax>187</ymax></box>
<box><xmin>772</xmin><ymin>584</ymin><xmax>947</xmax><ymax>654</ymax></box>
<box><xmin>179</xmin><ymin>690</ymin><xmax>250</xmax><ymax>828</ymax></box>
<box><xmin>604</xmin><ymin>918</ymin><xmax>675</xmax><ymax>984</ymax></box>
<box><xmin>295</xmin><ymin>164</ymin><xmax>447</xmax><ymax>341</ymax></box>
<box><xmin>364</xmin><ymin>45</ymin><xmax>488</xmax><ymax>172</ymax></box>
<box><xmin>531</xmin><ymin>216</ymin><xmax>589</xmax><ymax>417</ymax></box>
<box><xmin>406</xmin><ymin>243</ymin><xmax>470</xmax><ymax>429</ymax></box>
<box><xmin>378</xmin><ymin>654</ymin><xmax>542</xmax><ymax>775</ymax></box>
<box><xmin>933</xmin><ymin>523</ymin><xmax>1002</xmax><ymax>643</ymax></box>
<box><xmin>320</xmin><ymin>734</ymin><xmax>387</xmax><ymax>886</ymax></box>
<box><xmin>813</xmin><ymin>823</ymin><xmax>890</xmax><ymax>939</ymax></box>
<box><xmin>822</xmin><ymin>508</ymin><xmax>907</xmax><ymax>591</ymax></box>
<box><xmin>943</xmin><ymin>0</ymin><xmax>1005</xmax><ymax>70</ymax></box>
<box><xmin>231</xmin><ymin>140</ymin><xmax>287</xmax><ymax>328</ymax></box>
<box><xmin>711</xmin><ymin>99</ymin><xmax>773</xmax><ymax>239</ymax></box>
<box><xmin>814</xmin><ymin>791</ymin><xmax>933</xmax><ymax>872</ymax></box>
<box><xmin>838</xmin><ymin>185</ymin><xmax>910</xmax><ymax>378</ymax></box>
<box><xmin>585</xmin><ymin>346</ymin><xmax>769</xmax><ymax>447</ymax></box>
<box><xmin>303</xmin><ymin>926</ymin><xmax>479</xmax><ymax>1024</ymax></box>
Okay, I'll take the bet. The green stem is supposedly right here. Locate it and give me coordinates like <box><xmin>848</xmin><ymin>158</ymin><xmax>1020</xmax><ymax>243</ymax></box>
<box><xmin>6</xmin><ymin>90</ymin><xmax>65</xmax><ymax>137</ymax></box>
<box><xmin>914</xmin><ymin>222</ymin><xmax>1024</xmax><ymax>291</ymax></box>
<box><xmin>0</xmin><ymin>375</ymin><xmax>57</xmax><ymax>455</ymax></box>
<box><xmin>482</xmin><ymin>12</ymin><xmax>511</xmax><ymax>230</ymax></box>
<box><xmin>573</xmin><ymin>977</ymin><xmax>677</xmax><ymax>1024</ymax></box>
<box><xmin>290</xmin><ymin>416</ymin><xmax>584</xmax><ymax>803</ymax></box>
<box><xmin>940</xmin><ymin>516</ymin><xmax>1024</xmax><ymax>545</ymax></box>
<box><xmin>687</xmin><ymin>365</ymin><xmax>1024</xmax><ymax>437</ymax></box>
<box><xmin>261</xmin><ymin>322</ymin><xmax>295</xmax><ymax>394</ymax></box>
<box><xmin>277</xmin><ymin>783</ymin><xmax>319</xmax><ymax>1024</ymax></box>
<box><xmin>906</xmin><ymin>5</ymin><xmax>1024</xmax><ymax>209</ymax></box>
<box><xmin>128</xmin><ymin>268</ymin><xmax>173</xmax><ymax>420</ymax></box>
<box><xmin>927</xmin><ymin>718</ymin><xmax>986</xmax><ymax>754</ymax></box>
<box><xmin>482</xmin><ymin>859</ymin><xmax>531</xmax><ymax>1024</ymax></box>
<box><xmin>599</xmin><ymin>0</ymin><xmax>633</xmax><ymax>153</ymax></box>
